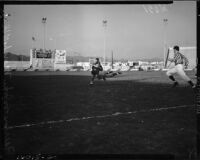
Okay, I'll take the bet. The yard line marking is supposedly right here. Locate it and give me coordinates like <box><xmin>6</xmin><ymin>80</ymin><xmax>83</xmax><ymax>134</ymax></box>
<box><xmin>5</xmin><ymin>104</ymin><xmax>195</xmax><ymax>130</ymax></box>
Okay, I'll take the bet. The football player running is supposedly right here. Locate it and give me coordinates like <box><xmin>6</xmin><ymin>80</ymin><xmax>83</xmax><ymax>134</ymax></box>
<box><xmin>166</xmin><ymin>45</ymin><xmax>196</xmax><ymax>88</ymax></box>
<box><xmin>90</xmin><ymin>58</ymin><xmax>106</xmax><ymax>85</ymax></box>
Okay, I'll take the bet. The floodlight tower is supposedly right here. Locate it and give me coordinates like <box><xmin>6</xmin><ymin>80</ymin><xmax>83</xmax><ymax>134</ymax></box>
<box><xmin>103</xmin><ymin>20</ymin><xmax>107</xmax><ymax>65</ymax></box>
<box><xmin>4</xmin><ymin>13</ymin><xmax>11</xmax><ymax>21</ymax></box>
<box><xmin>42</xmin><ymin>17</ymin><xmax>47</xmax><ymax>51</ymax></box>
<box><xmin>4</xmin><ymin>13</ymin><xmax>12</xmax><ymax>51</ymax></box>
<box><xmin>163</xmin><ymin>18</ymin><xmax>168</xmax><ymax>67</ymax></box>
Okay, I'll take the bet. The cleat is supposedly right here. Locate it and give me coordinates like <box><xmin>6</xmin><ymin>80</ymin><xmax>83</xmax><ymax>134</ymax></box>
<box><xmin>172</xmin><ymin>81</ymin><xmax>179</xmax><ymax>88</ymax></box>
<box><xmin>192</xmin><ymin>85</ymin><xmax>198</xmax><ymax>93</ymax></box>
<box><xmin>192</xmin><ymin>85</ymin><xmax>196</xmax><ymax>89</ymax></box>
<box><xmin>103</xmin><ymin>75</ymin><xmax>106</xmax><ymax>81</ymax></box>
<box><xmin>89</xmin><ymin>81</ymin><xmax>94</xmax><ymax>85</ymax></box>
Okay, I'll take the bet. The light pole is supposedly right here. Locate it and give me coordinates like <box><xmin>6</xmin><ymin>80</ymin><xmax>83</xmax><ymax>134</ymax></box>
<box><xmin>42</xmin><ymin>17</ymin><xmax>47</xmax><ymax>51</ymax></box>
<box><xmin>4</xmin><ymin>13</ymin><xmax>12</xmax><ymax>51</ymax></box>
<box><xmin>111</xmin><ymin>50</ymin><xmax>113</xmax><ymax>69</ymax></box>
<box><xmin>163</xmin><ymin>18</ymin><xmax>168</xmax><ymax>67</ymax></box>
<box><xmin>103</xmin><ymin>20</ymin><xmax>107</xmax><ymax>65</ymax></box>
<box><xmin>21</xmin><ymin>54</ymin><xmax>23</xmax><ymax>67</ymax></box>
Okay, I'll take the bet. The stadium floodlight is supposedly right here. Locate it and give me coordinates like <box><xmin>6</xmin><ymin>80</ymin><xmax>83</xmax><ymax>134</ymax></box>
<box><xmin>5</xmin><ymin>13</ymin><xmax>11</xmax><ymax>17</ymax></box>
<box><xmin>42</xmin><ymin>17</ymin><xmax>47</xmax><ymax>51</ymax></box>
<box><xmin>103</xmin><ymin>20</ymin><xmax>107</xmax><ymax>65</ymax></box>
<box><xmin>4</xmin><ymin>13</ymin><xmax>11</xmax><ymax>21</ymax></box>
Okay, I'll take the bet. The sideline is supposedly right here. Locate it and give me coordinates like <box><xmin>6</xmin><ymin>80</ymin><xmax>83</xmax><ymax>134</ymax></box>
<box><xmin>5</xmin><ymin>104</ymin><xmax>195</xmax><ymax>130</ymax></box>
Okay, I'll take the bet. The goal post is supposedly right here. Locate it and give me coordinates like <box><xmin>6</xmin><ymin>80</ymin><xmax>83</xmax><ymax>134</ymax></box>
<box><xmin>164</xmin><ymin>46</ymin><xmax>196</xmax><ymax>69</ymax></box>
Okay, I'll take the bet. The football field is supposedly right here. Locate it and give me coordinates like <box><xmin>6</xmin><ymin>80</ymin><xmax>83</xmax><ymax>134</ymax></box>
<box><xmin>4</xmin><ymin>71</ymin><xmax>197</xmax><ymax>159</ymax></box>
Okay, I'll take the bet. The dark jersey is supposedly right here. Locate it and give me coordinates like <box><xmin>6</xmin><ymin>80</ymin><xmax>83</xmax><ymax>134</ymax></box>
<box><xmin>91</xmin><ymin>62</ymin><xmax>103</xmax><ymax>75</ymax></box>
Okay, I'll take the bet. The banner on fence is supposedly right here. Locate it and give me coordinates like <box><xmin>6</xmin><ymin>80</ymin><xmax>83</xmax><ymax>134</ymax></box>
<box><xmin>32</xmin><ymin>59</ymin><xmax>54</xmax><ymax>69</ymax></box>
<box><xmin>55</xmin><ymin>50</ymin><xmax>67</xmax><ymax>64</ymax></box>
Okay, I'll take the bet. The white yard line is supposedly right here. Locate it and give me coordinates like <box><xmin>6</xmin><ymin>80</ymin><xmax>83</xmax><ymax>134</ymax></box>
<box><xmin>5</xmin><ymin>104</ymin><xmax>195</xmax><ymax>130</ymax></box>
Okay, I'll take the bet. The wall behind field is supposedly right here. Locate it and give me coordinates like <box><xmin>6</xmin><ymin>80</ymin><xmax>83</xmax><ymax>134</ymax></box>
<box><xmin>4</xmin><ymin>61</ymin><xmax>30</xmax><ymax>68</ymax></box>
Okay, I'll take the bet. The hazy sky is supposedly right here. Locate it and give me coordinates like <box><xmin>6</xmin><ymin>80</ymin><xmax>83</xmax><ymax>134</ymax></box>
<box><xmin>4</xmin><ymin>1</ymin><xmax>196</xmax><ymax>60</ymax></box>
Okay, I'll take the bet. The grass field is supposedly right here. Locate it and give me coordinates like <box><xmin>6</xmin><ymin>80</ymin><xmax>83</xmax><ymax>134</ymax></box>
<box><xmin>4</xmin><ymin>71</ymin><xmax>197</xmax><ymax>159</ymax></box>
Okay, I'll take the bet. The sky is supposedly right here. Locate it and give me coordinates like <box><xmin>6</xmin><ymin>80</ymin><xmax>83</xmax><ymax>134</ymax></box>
<box><xmin>4</xmin><ymin>1</ymin><xmax>196</xmax><ymax>60</ymax></box>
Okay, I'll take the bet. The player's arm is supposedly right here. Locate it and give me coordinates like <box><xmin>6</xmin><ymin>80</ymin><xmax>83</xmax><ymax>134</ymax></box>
<box><xmin>99</xmin><ymin>64</ymin><xmax>103</xmax><ymax>71</ymax></box>
<box><xmin>92</xmin><ymin>63</ymin><xmax>96</xmax><ymax>70</ymax></box>
<box><xmin>182</xmin><ymin>55</ymin><xmax>189</xmax><ymax>68</ymax></box>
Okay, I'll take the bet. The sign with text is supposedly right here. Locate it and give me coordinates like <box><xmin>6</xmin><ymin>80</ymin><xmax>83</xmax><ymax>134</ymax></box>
<box><xmin>55</xmin><ymin>50</ymin><xmax>66</xmax><ymax>64</ymax></box>
<box><xmin>35</xmin><ymin>50</ymin><xmax>53</xmax><ymax>58</ymax></box>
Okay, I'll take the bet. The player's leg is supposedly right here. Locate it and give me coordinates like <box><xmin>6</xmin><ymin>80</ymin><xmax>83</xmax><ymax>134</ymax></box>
<box><xmin>176</xmin><ymin>64</ymin><xmax>195</xmax><ymax>88</ymax></box>
<box><xmin>90</xmin><ymin>75</ymin><xmax>95</xmax><ymax>85</ymax></box>
<box><xmin>96</xmin><ymin>70</ymin><xmax>101</xmax><ymax>80</ymax></box>
<box><xmin>166</xmin><ymin>67</ymin><xmax>179</xmax><ymax>87</ymax></box>
<box><xmin>90</xmin><ymin>70</ymin><xmax>96</xmax><ymax>85</ymax></box>
<box><xmin>102</xmin><ymin>72</ymin><xmax>106</xmax><ymax>81</ymax></box>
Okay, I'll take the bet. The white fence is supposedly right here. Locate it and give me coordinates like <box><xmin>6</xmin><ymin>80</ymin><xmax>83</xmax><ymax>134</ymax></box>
<box><xmin>4</xmin><ymin>61</ymin><xmax>30</xmax><ymax>70</ymax></box>
<box><xmin>5</xmin><ymin>61</ymin><xmax>193</xmax><ymax>72</ymax></box>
